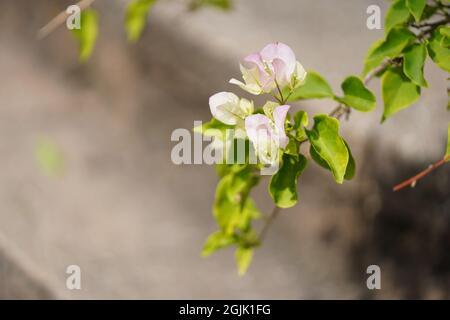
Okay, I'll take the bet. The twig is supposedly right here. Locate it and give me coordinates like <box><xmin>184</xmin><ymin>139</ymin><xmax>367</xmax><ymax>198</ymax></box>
<box><xmin>258</xmin><ymin>206</ymin><xmax>281</xmax><ymax>242</ymax></box>
<box><xmin>37</xmin><ymin>0</ymin><xmax>97</xmax><ymax>39</ymax></box>
<box><xmin>363</xmin><ymin>58</ymin><xmax>396</xmax><ymax>85</ymax></box>
<box><xmin>393</xmin><ymin>156</ymin><xmax>450</xmax><ymax>192</ymax></box>
<box><xmin>328</xmin><ymin>59</ymin><xmax>394</xmax><ymax>121</ymax></box>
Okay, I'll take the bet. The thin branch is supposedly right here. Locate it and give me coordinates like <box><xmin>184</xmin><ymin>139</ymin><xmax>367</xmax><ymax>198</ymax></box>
<box><xmin>393</xmin><ymin>156</ymin><xmax>450</xmax><ymax>192</ymax></box>
<box><xmin>37</xmin><ymin>0</ymin><xmax>97</xmax><ymax>40</ymax></box>
<box><xmin>411</xmin><ymin>18</ymin><xmax>450</xmax><ymax>29</ymax></box>
<box><xmin>328</xmin><ymin>58</ymin><xmax>394</xmax><ymax>121</ymax></box>
<box><xmin>258</xmin><ymin>206</ymin><xmax>281</xmax><ymax>242</ymax></box>
<box><xmin>363</xmin><ymin>58</ymin><xmax>397</xmax><ymax>85</ymax></box>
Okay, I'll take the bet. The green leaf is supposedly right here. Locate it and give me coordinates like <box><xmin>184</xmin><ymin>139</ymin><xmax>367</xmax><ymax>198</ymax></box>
<box><xmin>343</xmin><ymin>140</ymin><xmax>356</xmax><ymax>180</ymax></box>
<box><xmin>440</xmin><ymin>26</ymin><xmax>450</xmax><ymax>39</ymax></box>
<box><xmin>385</xmin><ymin>0</ymin><xmax>410</xmax><ymax>35</ymax></box>
<box><xmin>35</xmin><ymin>138</ymin><xmax>65</xmax><ymax>177</ymax></box>
<box><xmin>421</xmin><ymin>4</ymin><xmax>439</xmax><ymax>20</ymax></box>
<box><xmin>201</xmin><ymin>231</ymin><xmax>235</xmax><ymax>257</ymax></box>
<box><xmin>446</xmin><ymin>123</ymin><xmax>450</xmax><ymax>161</ymax></box>
<box><xmin>309</xmin><ymin>139</ymin><xmax>355</xmax><ymax>181</ymax></box>
<box><xmin>285</xmin><ymin>135</ymin><xmax>299</xmax><ymax>156</ymax></box>
<box><xmin>235</xmin><ymin>246</ymin><xmax>253</xmax><ymax>276</ymax></box>
<box><xmin>190</xmin><ymin>0</ymin><xmax>231</xmax><ymax>10</ymax></box>
<box><xmin>337</xmin><ymin>76</ymin><xmax>376</xmax><ymax>112</ymax></box>
<box><xmin>269</xmin><ymin>153</ymin><xmax>307</xmax><ymax>208</ymax></box>
<box><xmin>213</xmin><ymin>167</ymin><xmax>259</xmax><ymax>235</ymax></box>
<box><xmin>363</xmin><ymin>27</ymin><xmax>414</xmax><ymax>75</ymax></box>
<box><xmin>72</xmin><ymin>9</ymin><xmax>98</xmax><ymax>62</ymax></box>
<box><xmin>306</xmin><ymin>115</ymin><xmax>349</xmax><ymax>184</ymax></box>
<box><xmin>237</xmin><ymin>198</ymin><xmax>261</xmax><ymax>231</ymax></box>
<box><xmin>215</xmin><ymin>163</ymin><xmax>248</xmax><ymax>178</ymax></box>
<box><xmin>288</xmin><ymin>71</ymin><xmax>334</xmax><ymax>101</ymax></box>
<box><xmin>403</xmin><ymin>43</ymin><xmax>428</xmax><ymax>87</ymax></box>
<box><xmin>125</xmin><ymin>0</ymin><xmax>156</xmax><ymax>42</ymax></box>
<box><xmin>406</xmin><ymin>0</ymin><xmax>426</xmax><ymax>22</ymax></box>
<box><xmin>428</xmin><ymin>28</ymin><xmax>450</xmax><ymax>72</ymax></box>
<box><xmin>293</xmin><ymin>110</ymin><xmax>309</xmax><ymax>141</ymax></box>
<box><xmin>193</xmin><ymin>118</ymin><xmax>233</xmax><ymax>140</ymax></box>
<box><xmin>441</xmin><ymin>35</ymin><xmax>450</xmax><ymax>49</ymax></box>
<box><xmin>381</xmin><ymin>68</ymin><xmax>421</xmax><ymax>121</ymax></box>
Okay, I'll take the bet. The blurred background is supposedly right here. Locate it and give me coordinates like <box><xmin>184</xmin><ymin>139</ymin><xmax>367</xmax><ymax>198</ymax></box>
<box><xmin>0</xmin><ymin>0</ymin><xmax>449</xmax><ymax>299</ymax></box>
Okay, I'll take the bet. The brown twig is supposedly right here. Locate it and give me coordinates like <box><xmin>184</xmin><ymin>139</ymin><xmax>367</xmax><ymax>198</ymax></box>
<box><xmin>37</xmin><ymin>0</ymin><xmax>97</xmax><ymax>39</ymax></box>
<box><xmin>328</xmin><ymin>58</ymin><xmax>394</xmax><ymax>121</ymax></box>
<box><xmin>393</xmin><ymin>156</ymin><xmax>450</xmax><ymax>192</ymax></box>
<box><xmin>415</xmin><ymin>17</ymin><xmax>450</xmax><ymax>39</ymax></box>
<box><xmin>258</xmin><ymin>206</ymin><xmax>281</xmax><ymax>242</ymax></box>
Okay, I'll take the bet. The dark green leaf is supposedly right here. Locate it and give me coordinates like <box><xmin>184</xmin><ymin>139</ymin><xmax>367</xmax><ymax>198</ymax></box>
<box><xmin>269</xmin><ymin>153</ymin><xmax>307</xmax><ymax>208</ymax></box>
<box><xmin>337</xmin><ymin>76</ymin><xmax>376</xmax><ymax>112</ymax></box>
<box><xmin>306</xmin><ymin>115</ymin><xmax>349</xmax><ymax>184</ymax></box>
<box><xmin>381</xmin><ymin>68</ymin><xmax>421</xmax><ymax>121</ymax></box>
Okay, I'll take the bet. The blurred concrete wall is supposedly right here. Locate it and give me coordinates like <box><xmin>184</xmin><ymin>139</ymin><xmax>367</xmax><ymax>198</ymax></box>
<box><xmin>0</xmin><ymin>0</ymin><xmax>448</xmax><ymax>299</ymax></box>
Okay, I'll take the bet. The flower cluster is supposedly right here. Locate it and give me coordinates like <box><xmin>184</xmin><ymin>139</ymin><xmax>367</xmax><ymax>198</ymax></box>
<box><xmin>208</xmin><ymin>42</ymin><xmax>307</xmax><ymax>169</ymax></box>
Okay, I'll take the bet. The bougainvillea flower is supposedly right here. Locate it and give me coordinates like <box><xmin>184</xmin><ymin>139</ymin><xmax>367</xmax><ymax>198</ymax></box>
<box><xmin>209</xmin><ymin>92</ymin><xmax>254</xmax><ymax>125</ymax></box>
<box><xmin>230</xmin><ymin>42</ymin><xmax>307</xmax><ymax>95</ymax></box>
<box><xmin>245</xmin><ymin>105</ymin><xmax>290</xmax><ymax>164</ymax></box>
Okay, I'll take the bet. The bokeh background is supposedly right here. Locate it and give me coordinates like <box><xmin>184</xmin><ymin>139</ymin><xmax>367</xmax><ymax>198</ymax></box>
<box><xmin>0</xmin><ymin>0</ymin><xmax>449</xmax><ymax>299</ymax></box>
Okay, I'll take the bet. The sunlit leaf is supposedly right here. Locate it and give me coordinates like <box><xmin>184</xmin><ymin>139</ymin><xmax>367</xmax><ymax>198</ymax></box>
<box><xmin>35</xmin><ymin>138</ymin><xmax>65</xmax><ymax>177</ymax></box>
<box><xmin>381</xmin><ymin>68</ymin><xmax>420</xmax><ymax>121</ymax></box>
<box><xmin>306</xmin><ymin>115</ymin><xmax>349</xmax><ymax>184</ymax></box>
<box><xmin>385</xmin><ymin>0</ymin><xmax>410</xmax><ymax>35</ymax></box>
<box><xmin>310</xmin><ymin>139</ymin><xmax>355</xmax><ymax>181</ymax></box>
<box><xmin>125</xmin><ymin>0</ymin><xmax>156</xmax><ymax>42</ymax></box>
<box><xmin>235</xmin><ymin>246</ymin><xmax>253</xmax><ymax>276</ymax></box>
<box><xmin>269</xmin><ymin>153</ymin><xmax>307</xmax><ymax>208</ymax></box>
<box><xmin>201</xmin><ymin>231</ymin><xmax>235</xmax><ymax>257</ymax></box>
<box><xmin>337</xmin><ymin>76</ymin><xmax>376</xmax><ymax>112</ymax></box>
<box><xmin>72</xmin><ymin>9</ymin><xmax>98</xmax><ymax>62</ymax></box>
<box><xmin>428</xmin><ymin>28</ymin><xmax>450</xmax><ymax>72</ymax></box>
<box><xmin>406</xmin><ymin>0</ymin><xmax>426</xmax><ymax>22</ymax></box>
<box><xmin>403</xmin><ymin>43</ymin><xmax>428</xmax><ymax>87</ymax></box>
<box><xmin>190</xmin><ymin>0</ymin><xmax>231</xmax><ymax>10</ymax></box>
<box><xmin>288</xmin><ymin>71</ymin><xmax>334</xmax><ymax>101</ymax></box>
<box><xmin>363</xmin><ymin>27</ymin><xmax>414</xmax><ymax>75</ymax></box>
